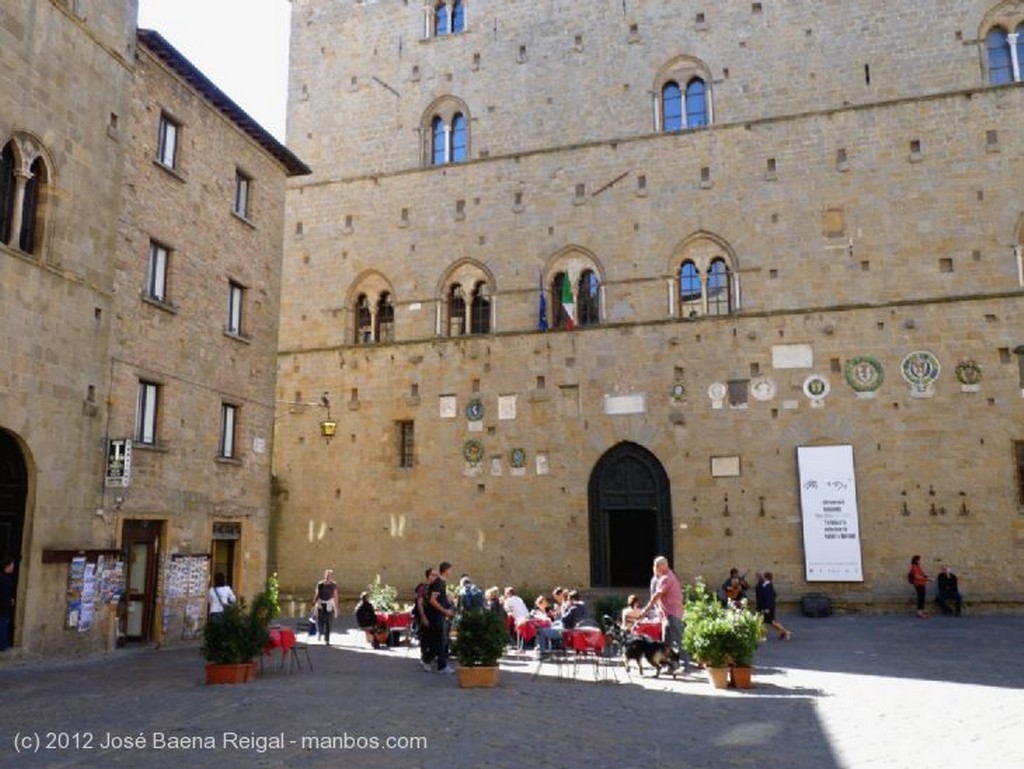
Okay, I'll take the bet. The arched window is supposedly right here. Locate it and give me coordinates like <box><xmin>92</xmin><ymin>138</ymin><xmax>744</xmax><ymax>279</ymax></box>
<box><xmin>662</xmin><ymin>81</ymin><xmax>682</xmax><ymax>132</ymax></box>
<box><xmin>20</xmin><ymin>157</ymin><xmax>43</xmax><ymax>254</ymax></box>
<box><xmin>685</xmin><ymin>78</ymin><xmax>708</xmax><ymax>128</ymax></box>
<box><xmin>355</xmin><ymin>294</ymin><xmax>373</xmax><ymax>344</ymax></box>
<box><xmin>679</xmin><ymin>260</ymin><xmax>702</xmax><ymax>317</ymax></box>
<box><xmin>451</xmin><ymin>0</ymin><xmax>465</xmax><ymax>33</ymax></box>
<box><xmin>577</xmin><ymin>270</ymin><xmax>599</xmax><ymax>326</ymax></box>
<box><xmin>427</xmin><ymin>110</ymin><xmax>468</xmax><ymax>166</ymax></box>
<box><xmin>448</xmin><ymin>283</ymin><xmax>466</xmax><ymax>336</ymax></box>
<box><xmin>431</xmin><ymin>116</ymin><xmax>447</xmax><ymax>165</ymax></box>
<box><xmin>988</xmin><ymin>27</ymin><xmax>1013</xmax><ymax>84</ymax></box>
<box><xmin>552</xmin><ymin>272</ymin><xmax>574</xmax><ymax>330</ymax></box>
<box><xmin>706</xmin><ymin>258</ymin><xmax>731</xmax><ymax>316</ymax></box>
<box><xmin>434</xmin><ymin>2</ymin><xmax>449</xmax><ymax>36</ymax></box>
<box><xmin>0</xmin><ymin>143</ymin><xmax>15</xmax><ymax>246</ymax></box>
<box><xmin>451</xmin><ymin>113</ymin><xmax>467</xmax><ymax>162</ymax></box>
<box><xmin>469</xmin><ymin>281</ymin><xmax>490</xmax><ymax>334</ymax></box>
<box><xmin>376</xmin><ymin>292</ymin><xmax>394</xmax><ymax>343</ymax></box>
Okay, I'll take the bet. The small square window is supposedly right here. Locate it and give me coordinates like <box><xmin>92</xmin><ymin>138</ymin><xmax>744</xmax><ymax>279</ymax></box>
<box><xmin>157</xmin><ymin>114</ymin><xmax>179</xmax><ymax>168</ymax></box>
<box><xmin>234</xmin><ymin>171</ymin><xmax>251</xmax><ymax>218</ymax></box>
<box><xmin>1015</xmin><ymin>441</ymin><xmax>1024</xmax><ymax>505</ymax></box>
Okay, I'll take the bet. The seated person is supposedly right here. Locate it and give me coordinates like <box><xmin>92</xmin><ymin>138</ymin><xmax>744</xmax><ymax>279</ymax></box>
<box><xmin>354</xmin><ymin>592</ymin><xmax>382</xmax><ymax>649</ymax></box>
<box><xmin>935</xmin><ymin>565</ymin><xmax>963</xmax><ymax>617</ymax></box>
<box><xmin>502</xmin><ymin>586</ymin><xmax>530</xmax><ymax>623</ymax></box>
<box><xmin>483</xmin><ymin>586</ymin><xmax>505</xmax><ymax>618</ymax></box>
<box><xmin>620</xmin><ymin>594</ymin><xmax>646</xmax><ymax>628</ymax></box>
<box><xmin>536</xmin><ymin>589</ymin><xmax>590</xmax><ymax>654</ymax></box>
<box><xmin>720</xmin><ymin>568</ymin><xmax>749</xmax><ymax>605</ymax></box>
<box><xmin>532</xmin><ymin>595</ymin><xmax>555</xmax><ymax>622</ymax></box>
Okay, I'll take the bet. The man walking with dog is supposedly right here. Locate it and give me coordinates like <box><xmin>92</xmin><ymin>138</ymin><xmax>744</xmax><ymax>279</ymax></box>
<box><xmin>642</xmin><ymin>556</ymin><xmax>684</xmax><ymax>657</ymax></box>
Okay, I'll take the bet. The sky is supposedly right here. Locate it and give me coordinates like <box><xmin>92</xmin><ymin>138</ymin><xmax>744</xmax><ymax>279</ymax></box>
<box><xmin>136</xmin><ymin>0</ymin><xmax>291</xmax><ymax>141</ymax></box>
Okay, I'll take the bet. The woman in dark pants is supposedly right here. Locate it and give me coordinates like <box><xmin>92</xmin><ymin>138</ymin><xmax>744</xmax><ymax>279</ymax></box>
<box><xmin>311</xmin><ymin>569</ymin><xmax>338</xmax><ymax>643</ymax></box>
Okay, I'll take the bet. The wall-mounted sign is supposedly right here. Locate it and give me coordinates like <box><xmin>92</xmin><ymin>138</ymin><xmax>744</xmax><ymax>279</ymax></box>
<box><xmin>797</xmin><ymin>445</ymin><xmax>863</xmax><ymax>582</ymax></box>
<box><xmin>105</xmin><ymin>439</ymin><xmax>132</xmax><ymax>487</ymax></box>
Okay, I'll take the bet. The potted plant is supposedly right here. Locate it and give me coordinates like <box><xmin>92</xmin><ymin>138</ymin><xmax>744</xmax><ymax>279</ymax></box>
<box><xmin>202</xmin><ymin>600</ymin><xmax>269</xmax><ymax>684</ymax></box>
<box><xmin>451</xmin><ymin>609</ymin><xmax>507</xmax><ymax>688</ymax></box>
<box><xmin>683</xmin><ymin>579</ymin><xmax>762</xmax><ymax>690</ymax></box>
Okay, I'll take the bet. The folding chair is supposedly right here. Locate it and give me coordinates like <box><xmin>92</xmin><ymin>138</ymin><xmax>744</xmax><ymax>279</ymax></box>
<box><xmin>289</xmin><ymin>619</ymin><xmax>313</xmax><ymax>672</ymax></box>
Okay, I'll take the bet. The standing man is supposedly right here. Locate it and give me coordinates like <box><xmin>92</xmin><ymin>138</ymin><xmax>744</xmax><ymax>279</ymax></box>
<box><xmin>427</xmin><ymin>561</ymin><xmax>456</xmax><ymax>674</ymax></box>
<box><xmin>311</xmin><ymin>568</ymin><xmax>338</xmax><ymax>644</ymax></box>
<box><xmin>415</xmin><ymin>567</ymin><xmax>436</xmax><ymax>670</ymax></box>
<box><xmin>0</xmin><ymin>557</ymin><xmax>14</xmax><ymax>651</ymax></box>
<box><xmin>643</xmin><ymin>556</ymin><xmax>684</xmax><ymax>656</ymax></box>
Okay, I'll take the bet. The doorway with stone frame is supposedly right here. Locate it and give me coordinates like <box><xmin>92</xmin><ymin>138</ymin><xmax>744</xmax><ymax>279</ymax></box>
<box><xmin>0</xmin><ymin>429</ymin><xmax>28</xmax><ymax>649</ymax></box>
<box><xmin>587</xmin><ymin>441</ymin><xmax>673</xmax><ymax>588</ymax></box>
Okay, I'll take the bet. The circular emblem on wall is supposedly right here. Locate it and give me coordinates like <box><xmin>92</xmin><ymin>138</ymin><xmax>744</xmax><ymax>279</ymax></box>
<box><xmin>463</xmin><ymin>438</ymin><xmax>485</xmax><ymax>464</ymax></box>
<box><xmin>954</xmin><ymin>359</ymin><xmax>982</xmax><ymax>386</ymax></box>
<box><xmin>465</xmin><ymin>399</ymin><xmax>484</xmax><ymax>421</ymax></box>
<box><xmin>670</xmin><ymin>382</ymin><xmax>686</xmax><ymax>400</ymax></box>
<box><xmin>901</xmin><ymin>350</ymin><xmax>940</xmax><ymax>397</ymax></box>
<box><xmin>509</xmin><ymin>448</ymin><xmax>527</xmax><ymax>468</ymax></box>
<box><xmin>803</xmin><ymin>374</ymin><xmax>830</xmax><ymax>401</ymax></box>
<box><xmin>844</xmin><ymin>355</ymin><xmax>884</xmax><ymax>393</ymax></box>
<box><xmin>750</xmin><ymin>376</ymin><xmax>777</xmax><ymax>402</ymax></box>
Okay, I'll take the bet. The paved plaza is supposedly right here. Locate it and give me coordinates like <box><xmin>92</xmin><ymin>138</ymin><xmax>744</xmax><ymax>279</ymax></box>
<box><xmin>1</xmin><ymin>612</ymin><xmax>1022</xmax><ymax>769</ymax></box>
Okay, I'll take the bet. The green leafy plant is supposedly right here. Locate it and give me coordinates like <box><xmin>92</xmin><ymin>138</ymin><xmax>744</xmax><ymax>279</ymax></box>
<box><xmin>368</xmin><ymin>574</ymin><xmax>397</xmax><ymax>612</ymax></box>
<box><xmin>202</xmin><ymin>600</ymin><xmax>269</xmax><ymax>664</ymax></box>
<box><xmin>683</xmin><ymin>577</ymin><xmax>762</xmax><ymax>668</ymax></box>
<box><xmin>451</xmin><ymin>608</ymin><xmax>508</xmax><ymax>667</ymax></box>
<box><xmin>250</xmin><ymin>572</ymin><xmax>281</xmax><ymax>627</ymax></box>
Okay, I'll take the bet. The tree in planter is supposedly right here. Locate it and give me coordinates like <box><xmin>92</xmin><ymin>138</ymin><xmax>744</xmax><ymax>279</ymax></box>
<box><xmin>451</xmin><ymin>609</ymin><xmax>507</xmax><ymax>667</ymax></box>
<box><xmin>202</xmin><ymin>600</ymin><xmax>269</xmax><ymax>666</ymax></box>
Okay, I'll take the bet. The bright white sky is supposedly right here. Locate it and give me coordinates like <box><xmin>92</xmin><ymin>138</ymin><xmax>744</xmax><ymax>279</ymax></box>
<box><xmin>137</xmin><ymin>0</ymin><xmax>291</xmax><ymax>141</ymax></box>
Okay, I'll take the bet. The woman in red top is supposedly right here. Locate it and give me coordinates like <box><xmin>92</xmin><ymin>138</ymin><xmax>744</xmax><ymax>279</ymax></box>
<box><xmin>909</xmin><ymin>555</ymin><xmax>930</xmax><ymax>618</ymax></box>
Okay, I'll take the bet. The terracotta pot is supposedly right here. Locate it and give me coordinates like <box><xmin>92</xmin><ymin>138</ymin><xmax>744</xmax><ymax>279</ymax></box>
<box><xmin>205</xmin><ymin>662</ymin><xmax>255</xmax><ymax>685</ymax></box>
<box><xmin>730</xmin><ymin>665</ymin><xmax>752</xmax><ymax>689</ymax></box>
<box><xmin>707</xmin><ymin>666</ymin><xmax>730</xmax><ymax>690</ymax></box>
<box><xmin>457</xmin><ymin>665</ymin><xmax>500</xmax><ymax>688</ymax></box>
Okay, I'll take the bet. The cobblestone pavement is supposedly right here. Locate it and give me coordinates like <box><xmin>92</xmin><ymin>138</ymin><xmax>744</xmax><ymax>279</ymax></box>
<box><xmin>1</xmin><ymin>612</ymin><xmax>1021</xmax><ymax>769</ymax></box>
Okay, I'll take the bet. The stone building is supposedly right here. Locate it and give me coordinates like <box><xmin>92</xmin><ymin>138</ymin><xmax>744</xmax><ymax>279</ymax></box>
<box><xmin>273</xmin><ymin>0</ymin><xmax>1024</xmax><ymax>611</ymax></box>
<box><xmin>0</xmin><ymin>0</ymin><xmax>307</xmax><ymax>658</ymax></box>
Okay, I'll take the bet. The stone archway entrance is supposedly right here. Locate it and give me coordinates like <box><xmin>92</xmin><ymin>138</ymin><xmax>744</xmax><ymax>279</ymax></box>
<box><xmin>588</xmin><ymin>442</ymin><xmax>673</xmax><ymax>588</ymax></box>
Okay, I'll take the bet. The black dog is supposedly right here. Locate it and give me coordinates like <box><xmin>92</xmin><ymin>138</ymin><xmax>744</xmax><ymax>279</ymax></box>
<box><xmin>622</xmin><ymin>634</ymin><xmax>681</xmax><ymax>678</ymax></box>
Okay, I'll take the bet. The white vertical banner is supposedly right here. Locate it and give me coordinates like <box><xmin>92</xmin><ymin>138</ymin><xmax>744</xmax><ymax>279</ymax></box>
<box><xmin>797</xmin><ymin>445</ymin><xmax>864</xmax><ymax>582</ymax></box>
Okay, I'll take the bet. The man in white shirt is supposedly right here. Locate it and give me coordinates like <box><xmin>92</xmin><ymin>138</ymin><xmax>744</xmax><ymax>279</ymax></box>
<box><xmin>502</xmin><ymin>587</ymin><xmax>529</xmax><ymax>622</ymax></box>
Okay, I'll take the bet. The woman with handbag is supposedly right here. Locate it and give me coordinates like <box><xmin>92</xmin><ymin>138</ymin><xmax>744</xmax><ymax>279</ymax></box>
<box><xmin>207</xmin><ymin>572</ymin><xmax>236</xmax><ymax>621</ymax></box>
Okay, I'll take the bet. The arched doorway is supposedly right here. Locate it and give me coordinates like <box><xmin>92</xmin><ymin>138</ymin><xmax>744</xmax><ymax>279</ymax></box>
<box><xmin>0</xmin><ymin>429</ymin><xmax>28</xmax><ymax>647</ymax></box>
<box><xmin>588</xmin><ymin>442</ymin><xmax>673</xmax><ymax>587</ymax></box>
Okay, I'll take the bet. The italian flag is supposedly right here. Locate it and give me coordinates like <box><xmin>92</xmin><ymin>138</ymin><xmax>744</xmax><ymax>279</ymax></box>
<box><xmin>560</xmin><ymin>274</ymin><xmax>575</xmax><ymax>330</ymax></box>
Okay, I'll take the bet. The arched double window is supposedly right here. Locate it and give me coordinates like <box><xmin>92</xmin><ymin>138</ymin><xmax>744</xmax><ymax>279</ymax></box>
<box><xmin>0</xmin><ymin>136</ymin><xmax>50</xmax><ymax>255</ymax></box>
<box><xmin>676</xmin><ymin>250</ymin><xmax>735</xmax><ymax>319</ymax></box>
<box><xmin>432</xmin><ymin>1</ymin><xmax>466</xmax><ymax>37</ymax></box>
<box><xmin>446</xmin><ymin>280</ymin><xmax>491</xmax><ymax>335</ymax></box>
<box><xmin>431</xmin><ymin>113</ymin><xmax>467</xmax><ymax>164</ymax></box>
<box><xmin>425</xmin><ymin>98</ymin><xmax>470</xmax><ymax>166</ymax></box>
<box><xmin>661</xmin><ymin>78</ymin><xmax>709</xmax><ymax>131</ymax></box>
<box><xmin>351</xmin><ymin>276</ymin><xmax>396</xmax><ymax>345</ymax></box>
<box><xmin>986</xmin><ymin>24</ymin><xmax>1024</xmax><ymax>84</ymax></box>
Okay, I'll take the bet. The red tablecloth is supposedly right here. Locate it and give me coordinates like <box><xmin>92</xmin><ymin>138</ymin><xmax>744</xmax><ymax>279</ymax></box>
<box><xmin>376</xmin><ymin>611</ymin><xmax>411</xmax><ymax>629</ymax></box>
<box><xmin>263</xmin><ymin>626</ymin><xmax>296</xmax><ymax>667</ymax></box>
<box><xmin>633</xmin><ymin>620</ymin><xmax>663</xmax><ymax>642</ymax></box>
<box><xmin>563</xmin><ymin>627</ymin><xmax>605</xmax><ymax>654</ymax></box>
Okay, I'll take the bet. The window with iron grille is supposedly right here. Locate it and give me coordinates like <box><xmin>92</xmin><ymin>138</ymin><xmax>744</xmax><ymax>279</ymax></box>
<box><xmin>398</xmin><ymin>421</ymin><xmax>414</xmax><ymax>468</ymax></box>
